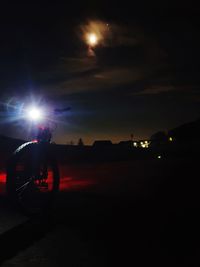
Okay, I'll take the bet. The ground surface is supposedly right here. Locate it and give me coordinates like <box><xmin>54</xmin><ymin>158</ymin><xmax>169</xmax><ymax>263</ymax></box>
<box><xmin>0</xmin><ymin>158</ymin><xmax>200</xmax><ymax>266</ymax></box>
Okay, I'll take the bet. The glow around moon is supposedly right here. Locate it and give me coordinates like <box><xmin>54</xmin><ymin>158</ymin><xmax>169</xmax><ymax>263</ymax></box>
<box><xmin>81</xmin><ymin>20</ymin><xmax>110</xmax><ymax>48</ymax></box>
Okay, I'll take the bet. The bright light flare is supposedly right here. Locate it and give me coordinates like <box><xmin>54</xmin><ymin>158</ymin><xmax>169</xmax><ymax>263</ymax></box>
<box><xmin>27</xmin><ymin>107</ymin><xmax>43</xmax><ymax>121</ymax></box>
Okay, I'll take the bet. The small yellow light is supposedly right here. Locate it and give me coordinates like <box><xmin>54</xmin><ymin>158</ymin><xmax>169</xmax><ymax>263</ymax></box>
<box><xmin>133</xmin><ymin>142</ymin><xmax>137</xmax><ymax>147</ymax></box>
<box><xmin>158</xmin><ymin>155</ymin><xmax>161</xmax><ymax>159</ymax></box>
<box><xmin>169</xmin><ymin>137</ymin><xmax>173</xmax><ymax>142</ymax></box>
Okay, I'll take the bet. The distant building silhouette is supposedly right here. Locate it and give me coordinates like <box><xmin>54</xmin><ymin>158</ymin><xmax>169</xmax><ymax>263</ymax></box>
<box><xmin>118</xmin><ymin>140</ymin><xmax>134</xmax><ymax>149</ymax></box>
<box><xmin>92</xmin><ymin>140</ymin><xmax>113</xmax><ymax>148</ymax></box>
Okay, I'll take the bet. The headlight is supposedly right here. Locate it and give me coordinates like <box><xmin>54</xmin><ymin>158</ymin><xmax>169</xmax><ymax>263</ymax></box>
<box><xmin>27</xmin><ymin>107</ymin><xmax>43</xmax><ymax>121</ymax></box>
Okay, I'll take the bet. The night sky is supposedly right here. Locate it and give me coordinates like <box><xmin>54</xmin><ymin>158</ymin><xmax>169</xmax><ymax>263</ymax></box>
<box><xmin>0</xmin><ymin>2</ymin><xmax>200</xmax><ymax>144</ymax></box>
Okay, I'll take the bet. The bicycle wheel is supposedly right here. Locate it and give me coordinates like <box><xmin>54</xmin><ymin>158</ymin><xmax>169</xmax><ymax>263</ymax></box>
<box><xmin>6</xmin><ymin>141</ymin><xmax>60</xmax><ymax>215</ymax></box>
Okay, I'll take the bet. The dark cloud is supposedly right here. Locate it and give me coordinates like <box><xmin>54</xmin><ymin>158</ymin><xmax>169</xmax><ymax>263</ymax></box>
<box><xmin>33</xmin><ymin>20</ymin><xmax>168</xmax><ymax>98</ymax></box>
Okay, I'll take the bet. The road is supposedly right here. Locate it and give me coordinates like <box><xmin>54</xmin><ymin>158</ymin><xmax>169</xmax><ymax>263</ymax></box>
<box><xmin>0</xmin><ymin>158</ymin><xmax>200</xmax><ymax>266</ymax></box>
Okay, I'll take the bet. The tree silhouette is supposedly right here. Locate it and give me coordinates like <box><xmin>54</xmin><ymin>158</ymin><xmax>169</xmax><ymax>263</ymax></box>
<box><xmin>78</xmin><ymin>138</ymin><xmax>84</xmax><ymax>146</ymax></box>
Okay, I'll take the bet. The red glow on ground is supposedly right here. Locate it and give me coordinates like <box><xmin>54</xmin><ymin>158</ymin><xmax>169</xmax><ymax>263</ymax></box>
<box><xmin>0</xmin><ymin>171</ymin><xmax>96</xmax><ymax>195</ymax></box>
<box><xmin>0</xmin><ymin>172</ymin><xmax>6</xmax><ymax>194</ymax></box>
<box><xmin>59</xmin><ymin>177</ymin><xmax>95</xmax><ymax>191</ymax></box>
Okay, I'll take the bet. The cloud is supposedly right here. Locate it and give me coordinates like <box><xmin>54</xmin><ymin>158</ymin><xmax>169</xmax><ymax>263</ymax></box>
<box><xmin>108</xmin><ymin>23</ymin><xmax>144</xmax><ymax>47</ymax></box>
<box><xmin>35</xmin><ymin>59</ymin><xmax>167</xmax><ymax>98</ymax></box>
<box><xmin>59</xmin><ymin>56</ymin><xmax>98</xmax><ymax>74</ymax></box>
<box><xmin>133</xmin><ymin>84</ymin><xmax>200</xmax><ymax>97</ymax></box>
<box><xmin>38</xmin><ymin>61</ymin><xmax>160</xmax><ymax>97</ymax></box>
<box><xmin>137</xmin><ymin>85</ymin><xmax>175</xmax><ymax>95</ymax></box>
<box><xmin>59</xmin><ymin>67</ymin><xmax>143</xmax><ymax>93</ymax></box>
<box><xmin>24</xmin><ymin>20</ymin><xmax>169</xmax><ymax>98</ymax></box>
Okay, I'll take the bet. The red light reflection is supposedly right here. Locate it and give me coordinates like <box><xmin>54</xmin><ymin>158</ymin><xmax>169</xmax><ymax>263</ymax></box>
<box><xmin>0</xmin><ymin>170</ymin><xmax>96</xmax><ymax>195</ymax></box>
<box><xmin>59</xmin><ymin>176</ymin><xmax>95</xmax><ymax>191</ymax></box>
<box><xmin>0</xmin><ymin>172</ymin><xmax>6</xmax><ymax>195</ymax></box>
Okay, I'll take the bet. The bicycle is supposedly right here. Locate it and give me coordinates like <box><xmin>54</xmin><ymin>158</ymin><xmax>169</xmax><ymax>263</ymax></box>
<box><xmin>6</xmin><ymin>106</ymin><xmax>70</xmax><ymax>215</ymax></box>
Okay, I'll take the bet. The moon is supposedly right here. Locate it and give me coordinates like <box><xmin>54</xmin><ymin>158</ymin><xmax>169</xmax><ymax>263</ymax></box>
<box><xmin>87</xmin><ymin>33</ymin><xmax>98</xmax><ymax>47</ymax></box>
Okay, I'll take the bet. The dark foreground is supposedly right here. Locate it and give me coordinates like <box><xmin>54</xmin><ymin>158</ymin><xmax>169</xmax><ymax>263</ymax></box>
<box><xmin>0</xmin><ymin>157</ymin><xmax>200</xmax><ymax>266</ymax></box>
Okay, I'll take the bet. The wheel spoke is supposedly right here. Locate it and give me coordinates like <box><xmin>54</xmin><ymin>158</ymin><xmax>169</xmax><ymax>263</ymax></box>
<box><xmin>15</xmin><ymin>178</ymin><xmax>34</xmax><ymax>200</ymax></box>
<box><xmin>16</xmin><ymin>179</ymin><xmax>32</xmax><ymax>192</ymax></box>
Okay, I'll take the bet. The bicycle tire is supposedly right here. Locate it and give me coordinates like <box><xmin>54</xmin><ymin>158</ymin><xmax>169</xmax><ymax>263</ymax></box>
<box><xmin>6</xmin><ymin>141</ymin><xmax>60</xmax><ymax>216</ymax></box>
